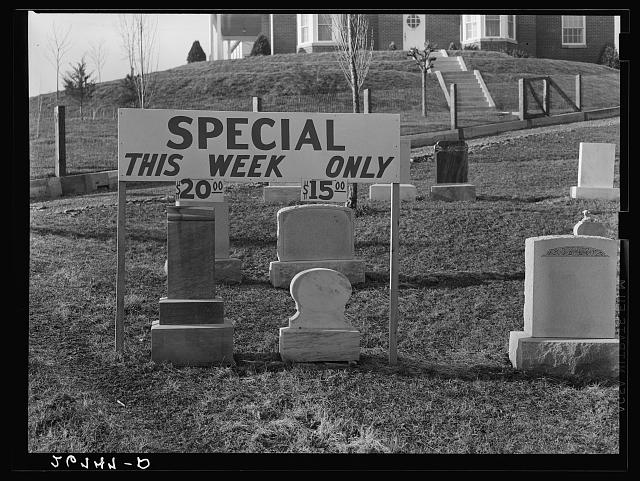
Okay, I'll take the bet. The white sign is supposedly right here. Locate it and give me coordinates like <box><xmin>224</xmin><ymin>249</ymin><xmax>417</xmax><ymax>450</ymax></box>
<box><xmin>300</xmin><ymin>179</ymin><xmax>348</xmax><ymax>203</ymax></box>
<box><xmin>118</xmin><ymin>109</ymin><xmax>401</xmax><ymax>183</ymax></box>
<box><xmin>175</xmin><ymin>178</ymin><xmax>225</xmax><ymax>205</ymax></box>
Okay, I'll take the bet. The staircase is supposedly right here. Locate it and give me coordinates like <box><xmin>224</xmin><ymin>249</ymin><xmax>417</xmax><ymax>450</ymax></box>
<box><xmin>429</xmin><ymin>50</ymin><xmax>496</xmax><ymax>111</ymax></box>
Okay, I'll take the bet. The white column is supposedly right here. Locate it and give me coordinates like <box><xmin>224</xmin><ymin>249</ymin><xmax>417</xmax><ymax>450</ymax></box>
<box><xmin>211</xmin><ymin>14</ymin><xmax>224</xmax><ymax>61</ymax></box>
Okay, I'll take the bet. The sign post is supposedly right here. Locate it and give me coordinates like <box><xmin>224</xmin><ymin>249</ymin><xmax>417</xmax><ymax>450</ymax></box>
<box><xmin>115</xmin><ymin>108</ymin><xmax>402</xmax><ymax>361</ymax></box>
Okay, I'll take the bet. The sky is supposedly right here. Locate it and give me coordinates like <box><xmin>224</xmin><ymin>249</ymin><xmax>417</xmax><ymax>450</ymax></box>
<box><xmin>28</xmin><ymin>11</ymin><xmax>211</xmax><ymax>97</ymax></box>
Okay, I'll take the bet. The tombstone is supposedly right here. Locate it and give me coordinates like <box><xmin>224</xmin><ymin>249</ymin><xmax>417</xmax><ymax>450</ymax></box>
<box><xmin>570</xmin><ymin>143</ymin><xmax>619</xmax><ymax>200</ymax></box>
<box><xmin>269</xmin><ymin>204</ymin><xmax>365</xmax><ymax>288</ymax></box>
<box><xmin>430</xmin><ymin>140</ymin><xmax>476</xmax><ymax>201</ymax></box>
<box><xmin>279</xmin><ymin>268</ymin><xmax>360</xmax><ymax>362</ymax></box>
<box><xmin>573</xmin><ymin>210</ymin><xmax>607</xmax><ymax>237</ymax></box>
<box><xmin>263</xmin><ymin>182</ymin><xmax>301</xmax><ymax>204</ymax></box>
<box><xmin>165</xmin><ymin>199</ymin><xmax>242</xmax><ymax>283</ymax></box>
<box><xmin>152</xmin><ymin>206</ymin><xmax>234</xmax><ymax>366</ymax></box>
<box><xmin>509</xmin><ymin>235</ymin><xmax>619</xmax><ymax>377</ymax></box>
<box><xmin>369</xmin><ymin>139</ymin><xmax>418</xmax><ymax>201</ymax></box>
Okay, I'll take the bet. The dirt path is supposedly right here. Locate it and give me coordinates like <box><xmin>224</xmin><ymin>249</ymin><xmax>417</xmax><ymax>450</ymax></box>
<box><xmin>411</xmin><ymin>117</ymin><xmax>620</xmax><ymax>158</ymax></box>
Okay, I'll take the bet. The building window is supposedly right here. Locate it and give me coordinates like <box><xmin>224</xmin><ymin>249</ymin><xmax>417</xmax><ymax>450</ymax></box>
<box><xmin>485</xmin><ymin>15</ymin><xmax>501</xmax><ymax>37</ymax></box>
<box><xmin>507</xmin><ymin>15</ymin><xmax>515</xmax><ymax>39</ymax></box>
<box><xmin>562</xmin><ymin>15</ymin><xmax>586</xmax><ymax>45</ymax></box>
<box><xmin>318</xmin><ymin>13</ymin><xmax>333</xmax><ymax>41</ymax></box>
<box><xmin>406</xmin><ymin>14</ymin><xmax>421</xmax><ymax>29</ymax></box>
<box><xmin>463</xmin><ymin>15</ymin><xmax>479</xmax><ymax>41</ymax></box>
<box><xmin>300</xmin><ymin>14</ymin><xmax>310</xmax><ymax>43</ymax></box>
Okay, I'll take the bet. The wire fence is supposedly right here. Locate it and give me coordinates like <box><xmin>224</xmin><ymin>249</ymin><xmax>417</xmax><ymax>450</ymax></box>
<box><xmin>29</xmin><ymin>73</ymin><xmax>619</xmax><ymax>179</ymax></box>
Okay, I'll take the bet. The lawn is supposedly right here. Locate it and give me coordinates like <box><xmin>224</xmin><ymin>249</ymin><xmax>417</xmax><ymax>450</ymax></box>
<box><xmin>28</xmin><ymin>118</ymin><xmax>621</xmax><ymax>456</ymax></box>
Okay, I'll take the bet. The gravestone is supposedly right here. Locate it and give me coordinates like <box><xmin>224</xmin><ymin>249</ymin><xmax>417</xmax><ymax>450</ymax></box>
<box><xmin>573</xmin><ymin>210</ymin><xmax>607</xmax><ymax>237</ymax></box>
<box><xmin>264</xmin><ymin>182</ymin><xmax>301</xmax><ymax>204</ymax></box>
<box><xmin>164</xmin><ymin>200</ymin><xmax>242</xmax><ymax>283</ymax></box>
<box><xmin>152</xmin><ymin>206</ymin><xmax>234</xmax><ymax>366</ymax></box>
<box><xmin>509</xmin><ymin>235</ymin><xmax>619</xmax><ymax>377</ymax></box>
<box><xmin>279</xmin><ymin>268</ymin><xmax>360</xmax><ymax>362</ymax></box>
<box><xmin>430</xmin><ymin>140</ymin><xmax>476</xmax><ymax>201</ymax></box>
<box><xmin>269</xmin><ymin>204</ymin><xmax>365</xmax><ymax>288</ymax></box>
<box><xmin>570</xmin><ymin>143</ymin><xmax>619</xmax><ymax>200</ymax></box>
<box><xmin>369</xmin><ymin>139</ymin><xmax>417</xmax><ymax>201</ymax></box>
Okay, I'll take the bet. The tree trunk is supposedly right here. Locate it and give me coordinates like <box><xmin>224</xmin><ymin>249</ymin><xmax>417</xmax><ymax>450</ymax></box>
<box><xmin>421</xmin><ymin>69</ymin><xmax>427</xmax><ymax>117</ymax></box>
<box><xmin>346</xmin><ymin>14</ymin><xmax>359</xmax><ymax>210</ymax></box>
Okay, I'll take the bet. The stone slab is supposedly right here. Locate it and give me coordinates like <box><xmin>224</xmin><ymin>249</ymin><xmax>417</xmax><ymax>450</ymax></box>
<box><xmin>151</xmin><ymin>320</ymin><xmax>234</xmax><ymax>366</ymax></box>
<box><xmin>215</xmin><ymin>258</ymin><xmax>242</xmax><ymax>283</ymax></box>
<box><xmin>573</xmin><ymin>219</ymin><xmax>607</xmax><ymax>237</ymax></box>
<box><xmin>435</xmin><ymin>140</ymin><xmax>468</xmax><ymax>184</ymax></box>
<box><xmin>84</xmin><ymin>171</ymin><xmax>110</xmax><ymax>191</ymax></box>
<box><xmin>264</xmin><ymin>185</ymin><xmax>300</xmax><ymax>204</ymax></box>
<box><xmin>30</xmin><ymin>177</ymin><xmax>62</xmax><ymax>199</ymax></box>
<box><xmin>577</xmin><ymin>142</ymin><xmax>616</xmax><ymax>188</ymax></box>
<box><xmin>59</xmin><ymin>174</ymin><xmax>89</xmax><ymax>195</ymax></box>
<box><xmin>570</xmin><ymin>186</ymin><xmax>619</xmax><ymax>201</ymax></box>
<box><xmin>276</xmin><ymin>205</ymin><xmax>355</xmax><ymax>261</ymax></box>
<box><xmin>369</xmin><ymin>184</ymin><xmax>417</xmax><ymax>201</ymax></box>
<box><xmin>430</xmin><ymin>183</ymin><xmax>476</xmax><ymax>201</ymax></box>
<box><xmin>279</xmin><ymin>327</ymin><xmax>360</xmax><ymax>362</ymax></box>
<box><xmin>508</xmin><ymin>331</ymin><xmax>619</xmax><ymax>378</ymax></box>
<box><xmin>159</xmin><ymin>297</ymin><xmax>224</xmax><ymax>325</ymax></box>
<box><xmin>270</xmin><ymin>259</ymin><xmax>365</xmax><ymax>289</ymax></box>
<box><xmin>523</xmin><ymin>235</ymin><xmax>617</xmax><ymax>339</ymax></box>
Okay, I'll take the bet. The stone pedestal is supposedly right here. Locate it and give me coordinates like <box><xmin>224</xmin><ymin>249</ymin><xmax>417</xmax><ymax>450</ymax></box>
<box><xmin>279</xmin><ymin>268</ymin><xmax>360</xmax><ymax>362</ymax></box>
<box><xmin>430</xmin><ymin>140</ymin><xmax>476</xmax><ymax>201</ymax></box>
<box><xmin>269</xmin><ymin>204</ymin><xmax>365</xmax><ymax>288</ymax></box>
<box><xmin>570</xmin><ymin>143</ymin><xmax>619</xmax><ymax>201</ymax></box>
<box><xmin>152</xmin><ymin>206</ymin><xmax>234</xmax><ymax>366</ymax></box>
<box><xmin>509</xmin><ymin>235</ymin><xmax>618</xmax><ymax>378</ymax></box>
<box><xmin>264</xmin><ymin>182</ymin><xmax>300</xmax><ymax>204</ymax></box>
<box><xmin>430</xmin><ymin>183</ymin><xmax>476</xmax><ymax>201</ymax></box>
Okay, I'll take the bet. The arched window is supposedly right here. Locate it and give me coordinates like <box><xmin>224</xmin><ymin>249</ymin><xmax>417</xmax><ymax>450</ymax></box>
<box><xmin>406</xmin><ymin>14</ymin><xmax>421</xmax><ymax>29</ymax></box>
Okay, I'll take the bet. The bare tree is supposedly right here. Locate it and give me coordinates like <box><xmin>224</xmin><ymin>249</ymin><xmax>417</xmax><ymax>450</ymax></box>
<box><xmin>45</xmin><ymin>22</ymin><xmax>72</xmax><ymax>103</ymax></box>
<box><xmin>407</xmin><ymin>41</ymin><xmax>438</xmax><ymax>117</ymax></box>
<box><xmin>117</xmin><ymin>14</ymin><xmax>159</xmax><ymax>109</ymax></box>
<box><xmin>88</xmin><ymin>39</ymin><xmax>108</xmax><ymax>83</ymax></box>
<box><xmin>331</xmin><ymin>13</ymin><xmax>374</xmax><ymax>209</ymax></box>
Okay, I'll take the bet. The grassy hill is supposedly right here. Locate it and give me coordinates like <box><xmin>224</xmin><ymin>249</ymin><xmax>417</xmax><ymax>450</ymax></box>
<box><xmin>29</xmin><ymin>50</ymin><xmax>620</xmax><ymax>179</ymax></box>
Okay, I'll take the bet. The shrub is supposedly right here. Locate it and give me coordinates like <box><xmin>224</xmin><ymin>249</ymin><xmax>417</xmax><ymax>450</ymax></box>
<box><xmin>463</xmin><ymin>43</ymin><xmax>478</xmax><ymax>51</ymax></box>
<box><xmin>389</xmin><ymin>41</ymin><xmax>397</xmax><ymax>51</ymax></box>
<box><xmin>599</xmin><ymin>45</ymin><xmax>620</xmax><ymax>69</ymax></box>
<box><xmin>117</xmin><ymin>73</ymin><xmax>139</xmax><ymax>108</ymax></box>
<box><xmin>499</xmin><ymin>46</ymin><xmax>530</xmax><ymax>58</ymax></box>
<box><xmin>448</xmin><ymin>41</ymin><xmax>459</xmax><ymax>50</ymax></box>
<box><xmin>187</xmin><ymin>40</ymin><xmax>207</xmax><ymax>63</ymax></box>
<box><xmin>250</xmin><ymin>34</ymin><xmax>271</xmax><ymax>56</ymax></box>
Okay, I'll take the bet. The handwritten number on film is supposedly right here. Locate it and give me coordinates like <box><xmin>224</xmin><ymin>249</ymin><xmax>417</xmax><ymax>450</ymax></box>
<box><xmin>302</xmin><ymin>180</ymin><xmax>347</xmax><ymax>201</ymax></box>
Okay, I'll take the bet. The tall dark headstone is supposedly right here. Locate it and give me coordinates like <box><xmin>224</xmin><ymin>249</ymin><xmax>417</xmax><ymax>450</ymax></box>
<box><xmin>431</xmin><ymin>140</ymin><xmax>476</xmax><ymax>201</ymax></box>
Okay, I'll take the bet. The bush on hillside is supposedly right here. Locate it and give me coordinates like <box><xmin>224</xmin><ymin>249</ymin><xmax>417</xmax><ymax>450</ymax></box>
<box><xmin>448</xmin><ymin>41</ymin><xmax>459</xmax><ymax>50</ymax></box>
<box><xmin>389</xmin><ymin>41</ymin><xmax>397</xmax><ymax>50</ymax></box>
<box><xmin>599</xmin><ymin>45</ymin><xmax>620</xmax><ymax>69</ymax></box>
<box><xmin>117</xmin><ymin>73</ymin><xmax>140</xmax><ymax>107</ymax></box>
<box><xmin>499</xmin><ymin>46</ymin><xmax>530</xmax><ymax>58</ymax></box>
<box><xmin>187</xmin><ymin>41</ymin><xmax>207</xmax><ymax>63</ymax></box>
<box><xmin>251</xmin><ymin>34</ymin><xmax>271</xmax><ymax>56</ymax></box>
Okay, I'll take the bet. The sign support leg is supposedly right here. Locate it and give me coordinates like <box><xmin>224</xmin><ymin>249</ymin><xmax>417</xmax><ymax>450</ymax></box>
<box><xmin>115</xmin><ymin>181</ymin><xmax>126</xmax><ymax>352</ymax></box>
<box><xmin>389</xmin><ymin>182</ymin><xmax>400</xmax><ymax>365</ymax></box>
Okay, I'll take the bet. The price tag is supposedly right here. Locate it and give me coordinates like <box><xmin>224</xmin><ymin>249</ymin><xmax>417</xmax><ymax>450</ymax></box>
<box><xmin>175</xmin><ymin>179</ymin><xmax>225</xmax><ymax>205</ymax></box>
<box><xmin>300</xmin><ymin>179</ymin><xmax>348</xmax><ymax>203</ymax></box>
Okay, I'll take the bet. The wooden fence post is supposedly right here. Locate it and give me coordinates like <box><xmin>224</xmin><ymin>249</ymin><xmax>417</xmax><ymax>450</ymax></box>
<box><xmin>449</xmin><ymin>83</ymin><xmax>457</xmax><ymax>130</ymax></box>
<box><xmin>542</xmin><ymin>77</ymin><xmax>550</xmax><ymax>115</ymax></box>
<box><xmin>363</xmin><ymin>88</ymin><xmax>371</xmax><ymax>114</ymax></box>
<box><xmin>518</xmin><ymin>78</ymin><xmax>527</xmax><ymax>121</ymax></box>
<box><xmin>575</xmin><ymin>74</ymin><xmax>582</xmax><ymax>111</ymax></box>
<box><xmin>54</xmin><ymin>105</ymin><xmax>66</xmax><ymax>177</ymax></box>
<box><xmin>252</xmin><ymin>96</ymin><xmax>262</xmax><ymax>113</ymax></box>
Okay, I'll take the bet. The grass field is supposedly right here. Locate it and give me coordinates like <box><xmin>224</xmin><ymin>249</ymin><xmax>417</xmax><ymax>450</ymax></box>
<box><xmin>28</xmin><ymin>118</ymin><xmax>621</xmax><ymax>455</ymax></box>
<box><xmin>28</xmin><ymin>50</ymin><xmax>620</xmax><ymax>179</ymax></box>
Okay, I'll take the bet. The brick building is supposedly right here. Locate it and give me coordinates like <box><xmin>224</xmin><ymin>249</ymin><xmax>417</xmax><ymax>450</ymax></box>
<box><xmin>210</xmin><ymin>13</ymin><xmax>617</xmax><ymax>64</ymax></box>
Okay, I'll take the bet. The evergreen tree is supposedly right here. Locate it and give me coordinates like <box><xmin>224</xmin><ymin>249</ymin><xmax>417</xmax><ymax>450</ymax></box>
<box><xmin>187</xmin><ymin>40</ymin><xmax>207</xmax><ymax>63</ymax></box>
<box><xmin>250</xmin><ymin>34</ymin><xmax>271</xmax><ymax>56</ymax></box>
<box><xmin>62</xmin><ymin>57</ymin><xmax>96</xmax><ymax>119</ymax></box>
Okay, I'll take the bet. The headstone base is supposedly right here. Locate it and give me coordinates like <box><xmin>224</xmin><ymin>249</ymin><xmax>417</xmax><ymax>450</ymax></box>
<box><xmin>269</xmin><ymin>259</ymin><xmax>365</xmax><ymax>288</ymax></box>
<box><xmin>159</xmin><ymin>297</ymin><xmax>224</xmax><ymax>325</ymax></box>
<box><xmin>263</xmin><ymin>185</ymin><xmax>300</xmax><ymax>204</ymax></box>
<box><xmin>215</xmin><ymin>258</ymin><xmax>242</xmax><ymax>283</ymax></box>
<box><xmin>570</xmin><ymin>186</ymin><xmax>619</xmax><ymax>201</ymax></box>
<box><xmin>279</xmin><ymin>327</ymin><xmax>360</xmax><ymax>362</ymax></box>
<box><xmin>430</xmin><ymin>183</ymin><xmax>476</xmax><ymax>201</ymax></box>
<box><xmin>369</xmin><ymin>184</ymin><xmax>418</xmax><ymax>201</ymax></box>
<box><xmin>508</xmin><ymin>331</ymin><xmax>619</xmax><ymax>378</ymax></box>
<box><xmin>151</xmin><ymin>320</ymin><xmax>234</xmax><ymax>366</ymax></box>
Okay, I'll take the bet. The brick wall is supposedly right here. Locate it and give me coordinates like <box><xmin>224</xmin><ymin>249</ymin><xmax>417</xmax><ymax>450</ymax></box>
<box><xmin>377</xmin><ymin>14</ymin><xmax>403</xmax><ymax>50</ymax></box>
<box><xmin>536</xmin><ymin>15</ymin><xmax>615</xmax><ymax>63</ymax></box>
<box><xmin>271</xmin><ymin>14</ymin><xmax>298</xmax><ymax>54</ymax></box>
<box><xmin>516</xmin><ymin>15</ymin><xmax>537</xmax><ymax>56</ymax></box>
<box><xmin>425</xmin><ymin>15</ymin><xmax>461</xmax><ymax>49</ymax></box>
